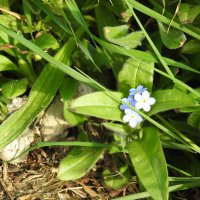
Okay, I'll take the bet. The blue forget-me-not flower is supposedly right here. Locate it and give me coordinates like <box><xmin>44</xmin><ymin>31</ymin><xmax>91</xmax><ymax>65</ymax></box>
<box><xmin>120</xmin><ymin>96</ymin><xmax>136</xmax><ymax>110</ymax></box>
<box><xmin>120</xmin><ymin>85</ymin><xmax>156</xmax><ymax>128</ymax></box>
<box><xmin>129</xmin><ymin>85</ymin><xmax>146</xmax><ymax>96</ymax></box>
<box><xmin>134</xmin><ymin>91</ymin><xmax>156</xmax><ymax>112</ymax></box>
<box><xmin>123</xmin><ymin>108</ymin><xmax>143</xmax><ymax>128</ymax></box>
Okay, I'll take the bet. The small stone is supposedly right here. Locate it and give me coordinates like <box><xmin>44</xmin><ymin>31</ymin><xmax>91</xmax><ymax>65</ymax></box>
<box><xmin>0</xmin><ymin>128</ymin><xmax>34</xmax><ymax>163</ymax></box>
<box><xmin>39</xmin><ymin>97</ymin><xmax>70</xmax><ymax>141</ymax></box>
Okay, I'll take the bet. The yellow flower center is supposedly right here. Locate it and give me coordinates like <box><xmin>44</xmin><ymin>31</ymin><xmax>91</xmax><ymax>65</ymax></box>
<box><xmin>131</xmin><ymin>115</ymin><xmax>135</xmax><ymax>119</ymax></box>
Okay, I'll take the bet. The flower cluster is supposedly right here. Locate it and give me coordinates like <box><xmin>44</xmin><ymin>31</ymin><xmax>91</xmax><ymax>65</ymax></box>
<box><xmin>120</xmin><ymin>85</ymin><xmax>156</xmax><ymax>128</ymax></box>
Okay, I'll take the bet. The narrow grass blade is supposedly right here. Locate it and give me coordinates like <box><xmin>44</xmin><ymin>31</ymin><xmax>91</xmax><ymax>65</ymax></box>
<box><xmin>11</xmin><ymin>141</ymin><xmax>111</xmax><ymax>162</ymax></box>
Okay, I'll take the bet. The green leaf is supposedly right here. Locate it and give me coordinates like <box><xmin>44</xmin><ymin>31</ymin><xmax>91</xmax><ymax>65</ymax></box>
<box><xmin>95</xmin><ymin>2</ymin><xmax>118</xmax><ymax>39</ymax></box>
<box><xmin>187</xmin><ymin>112</ymin><xmax>200</xmax><ymax>131</ymax></box>
<box><xmin>118</xmin><ymin>58</ymin><xmax>154</xmax><ymax>93</ymax></box>
<box><xmin>34</xmin><ymin>33</ymin><xmax>59</xmax><ymax>49</ymax></box>
<box><xmin>178</xmin><ymin>106</ymin><xmax>200</xmax><ymax>113</ymax></box>
<box><xmin>148</xmin><ymin>88</ymin><xmax>198</xmax><ymax>116</ymax></box>
<box><xmin>1</xmin><ymin>78</ymin><xmax>28</xmax><ymax>99</ymax></box>
<box><xmin>57</xmin><ymin>147</ymin><xmax>104</xmax><ymax>181</ymax></box>
<box><xmin>64</xmin><ymin>102</ymin><xmax>85</xmax><ymax>126</ymax></box>
<box><xmin>102</xmin><ymin>122</ymin><xmax>133</xmax><ymax>135</ymax></box>
<box><xmin>70</xmin><ymin>91</ymin><xmax>123</xmax><ymax>121</ymax></box>
<box><xmin>158</xmin><ymin>22</ymin><xmax>186</xmax><ymax>49</ymax></box>
<box><xmin>59</xmin><ymin>77</ymin><xmax>78</xmax><ymax>101</ymax></box>
<box><xmin>59</xmin><ymin>77</ymin><xmax>85</xmax><ymax>126</ymax></box>
<box><xmin>0</xmin><ymin>55</ymin><xmax>19</xmax><ymax>72</ymax></box>
<box><xmin>104</xmin><ymin>25</ymin><xmax>144</xmax><ymax>49</ymax></box>
<box><xmin>128</xmin><ymin>127</ymin><xmax>168</xmax><ymax>200</ymax></box>
<box><xmin>178</xmin><ymin>3</ymin><xmax>200</xmax><ymax>24</ymax></box>
<box><xmin>181</xmin><ymin>39</ymin><xmax>200</xmax><ymax>54</ymax></box>
<box><xmin>103</xmin><ymin>164</ymin><xmax>131</xmax><ymax>190</ymax></box>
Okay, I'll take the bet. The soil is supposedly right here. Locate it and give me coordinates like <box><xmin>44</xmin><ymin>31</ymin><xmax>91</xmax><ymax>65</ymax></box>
<box><xmin>0</xmin><ymin>145</ymin><xmax>138</xmax><ymax>200</ymax></box>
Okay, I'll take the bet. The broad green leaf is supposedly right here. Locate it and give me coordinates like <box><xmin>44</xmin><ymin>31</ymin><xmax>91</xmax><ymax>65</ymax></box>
<box><xmin>187</xmin><ymin>112</ymin><xmax>200</xmax><ymax>131</ymax></box>
<box><xmin>179</xmin><ymin>106</ymin><xmax>200</xmax><ymax>113</ymax></box>
<box><xmin>57</xmin><ymin>147</ymin><xmax>104</xmax><ymax>181</ymax></box>
<box><xmin>103</xmin><ymin>164</ymin><xmax>131</xmax><ymax>190</ymax></box>
<box><xmin>102</xmin><ymin>122</ymin><xmax>133</xmax><ymax>135</ymax></box>
<box><xmin>34</xmin><ymin>33</ymin><xmax>59</xmax><ymax>49</ymax></box>
<box><xmin>64</xmin><ymin>102</ymin><xmax>85</xmax><ymax>126</ymax></box>
<box><xmin>178</xmin><ymin>3</ymin><xmax>200</xmax><ymax>24</ymax></box>
<box><xmin>59</xmin><ymin>77</ymin><xmax>78</xmax><ymax>101</ymax></box>
<box><xmin>128</xmin><ymin>127</ymin><xmax>168</xmax><ymax>200</ymax></box>
<box><xmin>1</xmin><ymin>78</ymin><xmax>28</xmax><ymax>99</ymax></box>
<box><xmin>158</xmin><ymin>22</ymin><xmax>186</xmax><ymax>49</ymax></box>
<box><xmin>95</xmin><ymin>1</ymin><xmax>118</xmax><ymax>39</ymax></box>
<box><xmin>104</xmin><ymin>25</ymin><xmax>144</xmax><ymax>49</ymax></box>
<box><xmin>148</xmin><ymin>88</ymin><xmax>198</xmax><ymax>116</ymax></box>
<box><xmin>0</xmin><ymin>55</ymin><xmax>19</xmax><ymax>72</ymax></box>
<box><xmin>118</xmin><ymin>58</ymin><xmax>154</xmax><ymax>93</ymax></box>
<box><xmin>181</xmin><ymin>39</ymin><xmax>200</xmax><ymax>54</ymax></box>
<box><xmin>70</xmin><ymin>91</ymin><xmax>123</xmax><ymax>121</ymax></box>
